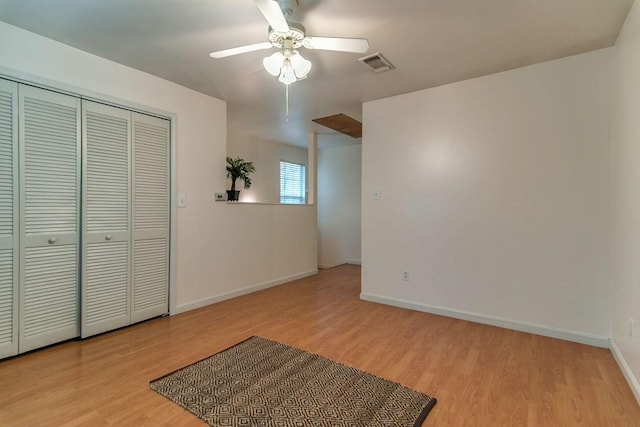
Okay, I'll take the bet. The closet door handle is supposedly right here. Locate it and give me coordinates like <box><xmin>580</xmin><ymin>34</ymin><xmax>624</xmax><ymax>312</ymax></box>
<box><xmin>48</xmin><ymin>237</ymin><xmax>57</xmax><ymax>244</ymax></box>
<box><xmin>105</xmin><ymin>234</ymin><xmax>112</xmax><ymax>241</ymax></box>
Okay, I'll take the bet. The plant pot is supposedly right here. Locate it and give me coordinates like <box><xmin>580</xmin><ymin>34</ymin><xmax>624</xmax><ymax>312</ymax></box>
<box><xmin>226</xmin><ymin>190</ymin><xmax>240</xmax><ymax>202</ymax></box>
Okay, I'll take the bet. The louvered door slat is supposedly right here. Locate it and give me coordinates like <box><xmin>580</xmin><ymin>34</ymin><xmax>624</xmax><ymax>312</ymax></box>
<box><xmin>133</xmin><ymin>239</ymin><xmax>168</xmax><ymax>312</ymax></box>
<box><xmin>0</xmin><ymin>250</ymin><xmax>14</xmax><ymax>346</ymax></box>
<box><xmin>0</xmin><ymin>84</ymin><xmax>16</xmax><ymax>239</ymax></box>
<box><xmin>132</xmin><ymin>113</ymin><xmax>169</xmax><ymax>323</ymax></box>
<box><xmin>19</xmin><ymin>85</ymin><xmax>80</xmax><ymax>354</ymax></box>
<box><xmin>85</xmin><ymin>109</ymin><xmax>129</xmax><ymax>232</ymax></box>
<box><xmin>23</xmin><ymin>98</ymin><xmax>77</xmax><ymax>235</ymax></box>
<box><xmin>84</xmin><ymin>242</ymin><xmax>128</xmax><ymax>326</ymax></box>
<box><xmin>0</xmin><ymin>79</ymin><xmax>18</xmax><ymax>359</ymax></box>
<box><xmin>22</xmin><ymin>245</ymin><xmax>77</xmax><ymax>346</ymax></box>
<box><xmin>81</xmin><ymin>101</ymin><xmax>131</xmax><ymax>338</ymax></box>
<box><xmin>134</xmin><ymin>120</ymin><xmax>168</xmax><ymax>233</ymax></box>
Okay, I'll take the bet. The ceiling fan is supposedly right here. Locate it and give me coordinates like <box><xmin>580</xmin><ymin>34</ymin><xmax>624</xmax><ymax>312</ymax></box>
<box><xmin>209</xmin><ymin>0</ymin><xmax>370</xmax><ymax>85</ymax></box>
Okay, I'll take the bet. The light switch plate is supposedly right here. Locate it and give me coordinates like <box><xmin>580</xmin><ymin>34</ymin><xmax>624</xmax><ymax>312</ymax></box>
<box><xmin>215</xmin><ymin>192</ymin><xmax>227</xmax><ymax>201</ymax></box>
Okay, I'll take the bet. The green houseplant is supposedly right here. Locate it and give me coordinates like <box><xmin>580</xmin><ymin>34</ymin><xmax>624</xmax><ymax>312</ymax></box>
<box><xmin>226</xmin><ymin>156</ymin><xmax>255</xmax><ymax>201</ymax></box>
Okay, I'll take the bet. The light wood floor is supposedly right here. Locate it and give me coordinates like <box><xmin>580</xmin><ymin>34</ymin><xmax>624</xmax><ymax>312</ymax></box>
<box><xmin>1</xmin><ymin>264</ymin><xmax>639</xmax><ymax>426</ymax></box>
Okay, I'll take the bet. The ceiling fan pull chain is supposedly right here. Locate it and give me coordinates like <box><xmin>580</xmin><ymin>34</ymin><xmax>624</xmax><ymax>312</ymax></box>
<box><xmin>285</xmin><ymin>83</ymin><xmax>289</xmax><ymax>121</ymax></box>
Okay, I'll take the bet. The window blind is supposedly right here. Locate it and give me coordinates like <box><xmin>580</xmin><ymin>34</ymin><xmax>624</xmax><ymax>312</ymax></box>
<box><xmin>280</xmin><ymin>161</ymin><xmax>306</xmax><ymax>204</ymax></box>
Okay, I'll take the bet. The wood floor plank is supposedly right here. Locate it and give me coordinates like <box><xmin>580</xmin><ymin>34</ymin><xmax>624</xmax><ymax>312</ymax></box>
<box><xmin>0</xmin><ymin>264</ymin><xmax>638</xmax><ymax>426</ymax></box>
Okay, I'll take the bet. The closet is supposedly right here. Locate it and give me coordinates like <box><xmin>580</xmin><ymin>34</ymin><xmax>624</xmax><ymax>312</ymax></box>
<box><xmin>0</xmin><ymin>80</ymin><xmax>170</xmax><ymax>359</ymax></box>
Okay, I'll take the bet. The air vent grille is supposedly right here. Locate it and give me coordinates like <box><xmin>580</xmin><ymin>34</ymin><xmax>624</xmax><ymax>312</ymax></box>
<box><xmin>359</xmin><ymin>52</ymin><xmax>395</xmax><ymax>73</ymax></box>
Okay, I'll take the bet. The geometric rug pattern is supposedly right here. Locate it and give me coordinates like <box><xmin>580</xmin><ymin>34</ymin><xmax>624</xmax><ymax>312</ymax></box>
<box><xmin>150</xmin><ymin>336</ymin><xmax>436</xmax><ymax>426</ymax></box>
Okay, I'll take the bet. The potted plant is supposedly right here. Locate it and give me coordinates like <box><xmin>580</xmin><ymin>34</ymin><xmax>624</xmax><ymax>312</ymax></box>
<box><xmin>226</xmin><ymin>156</ymin><xmax>255</xmax><ymax>201</ymax></box>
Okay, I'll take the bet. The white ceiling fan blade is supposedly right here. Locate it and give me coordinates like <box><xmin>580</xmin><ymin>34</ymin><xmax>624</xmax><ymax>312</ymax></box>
<box><xmin>254</xmin><ymin>0</ymin><xmax>290</xmax><ymax>33</ymax></box>
<box><xmin>209</xmin><ymin>42</ymin><xmax>273</xmax><ymax>59</ymax></box>
<box><xmin>302</xmin><ymin>37</ymin><xmax>370</xmax><ymax>53</ymax></box>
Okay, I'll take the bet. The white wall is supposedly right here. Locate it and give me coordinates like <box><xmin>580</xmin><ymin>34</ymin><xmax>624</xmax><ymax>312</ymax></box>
<box><xmin>227</xmin><ymin>131</ymin><xmax>308</xmax><ymax>204</ymax></box>
<box><xmin>361</xmin><ymin>49</ymin><xmax>612</xmax><ymax>344</ymax></box>
<box><xmin>0</xmin><ymin>22</ymin><xmax>318</xmax><ymax>313</ymax></box>
<box><xmin>611</xmin><ymin>0</ymin><xmax>640</xmax><ymax>401</ymax></box>
<box><xmin>318</xmin><ymin>144</ymin><xmax>362</xmax><ymax>268</ymax></box>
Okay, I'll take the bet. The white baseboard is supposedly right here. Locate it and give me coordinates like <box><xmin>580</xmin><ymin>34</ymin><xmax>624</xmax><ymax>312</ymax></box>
<box><xmin>360</xmin><ymin>292</ymin><xmax>610</xmax><ymax>348</ymax></box>
<box><xmin>609</xmin><ymin>338</ymin><xmax>640</xmax><ymax>405</ymax></box>
<box><xmin>318</xmin><ymin>264</ymin><xmax>342</xmax><ymax>269</ymax></box>
<box><xmin>319</xmin><ymin>260</ymin><xmax>362</xmax><ymax>269</ymax></box>
<box><xmin>174</xmin><ymin>269</ymin><xmax>318</xmax><ymax>314</ymax></box>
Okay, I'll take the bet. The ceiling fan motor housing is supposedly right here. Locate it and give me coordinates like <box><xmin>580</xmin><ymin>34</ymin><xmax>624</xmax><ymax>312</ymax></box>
<box><xmin>276</xmin><ymin>0</ymin><xmax>299</xmax><ymax>17</ymax></box>
<box><xmin>268</xmin><ymin>21</ymin><xmax>306</xmax><ymax>49</ymax></box>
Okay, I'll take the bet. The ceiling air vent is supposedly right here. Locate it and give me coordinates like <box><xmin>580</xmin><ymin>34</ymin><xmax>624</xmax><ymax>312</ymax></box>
<box><xmin>359</xmin><ymin>52</ymin><xmax>395</xmax><ymax>73</ymax></box>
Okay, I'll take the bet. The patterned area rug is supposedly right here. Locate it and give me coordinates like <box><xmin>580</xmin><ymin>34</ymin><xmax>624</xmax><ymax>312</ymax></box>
<box><xmin>150</xmin><ymin>336</ymin><xmax>436</xmax><ymax>426</ymax></box>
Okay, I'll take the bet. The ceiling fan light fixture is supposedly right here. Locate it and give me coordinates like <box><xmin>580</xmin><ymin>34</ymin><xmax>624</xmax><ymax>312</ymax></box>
<box><xmin>265</xmin><ymin>49</ymin><xmax>311</xmax><ymax>84</ymax></box>
<box><xmin>278</xmin><ymin>58</ymin><xmax>297</xmax><ymax>85</ymax></box>
<box><xmin>263</xmin><ymin>51</ymin><xmax>285</xmax><ymax>76</ymax></box>
<box><xmin>290</xmin><ymin>51</ymin><xmax>312</xmax><ymax>78</ymax></box>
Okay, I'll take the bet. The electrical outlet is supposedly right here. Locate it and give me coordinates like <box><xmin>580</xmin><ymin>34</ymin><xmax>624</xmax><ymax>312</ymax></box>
<box><xmin>402</xmin><ymin>270</ymin><xmax>409</xmax><ymax>281</ymax></box>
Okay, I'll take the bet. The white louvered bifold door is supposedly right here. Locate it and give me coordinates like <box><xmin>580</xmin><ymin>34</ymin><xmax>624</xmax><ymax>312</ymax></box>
<box><xmin>18</xmin><ymin>85</ymin><xmax>80</xmax><ymax>353</ymax></box>
<box><xmin>131</xmin><ymin>113</ymin><xmax>169</xmax><ymax>323</ymax></box>
<box><xmin>81</xmin><ymin>101</ymin><xmax>131</xmax><ymax>338</ymax></box>
<box><xmin>0</xmin><ymin>79</ymin><xmax>18</xmax><ymax>359</ymax></box>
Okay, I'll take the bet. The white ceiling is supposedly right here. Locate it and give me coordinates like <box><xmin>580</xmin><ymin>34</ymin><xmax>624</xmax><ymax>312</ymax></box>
<box><xmin>0</xmin><ymin>0</ymin><xmax>633</xmax><ymax>147</ymax></box>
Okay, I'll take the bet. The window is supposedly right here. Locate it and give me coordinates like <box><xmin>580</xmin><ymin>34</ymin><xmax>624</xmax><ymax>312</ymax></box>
<box><xmin>280</xmin><ymin>161</ymin><xmax>306</xmax><ymax>204</ymax></box>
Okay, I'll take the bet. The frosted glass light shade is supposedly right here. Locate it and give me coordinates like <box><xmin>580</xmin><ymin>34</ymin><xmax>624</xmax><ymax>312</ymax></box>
<box><xmin>290</xmin><ymin>52</ymin><xmax>312</xmax><ymax>78</ymax></box>
<box><xmin>264</xmin><ymin>49</ymin><xmax>312</xmax><ymax>84</ymax></box>
<box><xmin>263</xmin><ymin>52</ymin><xmax>284</xmax><ymax>76</ymax></box>
<box><xmin>278</xmin><ymin>59</ymin><xmax>297</xmax><ymax>85</ymax></box>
